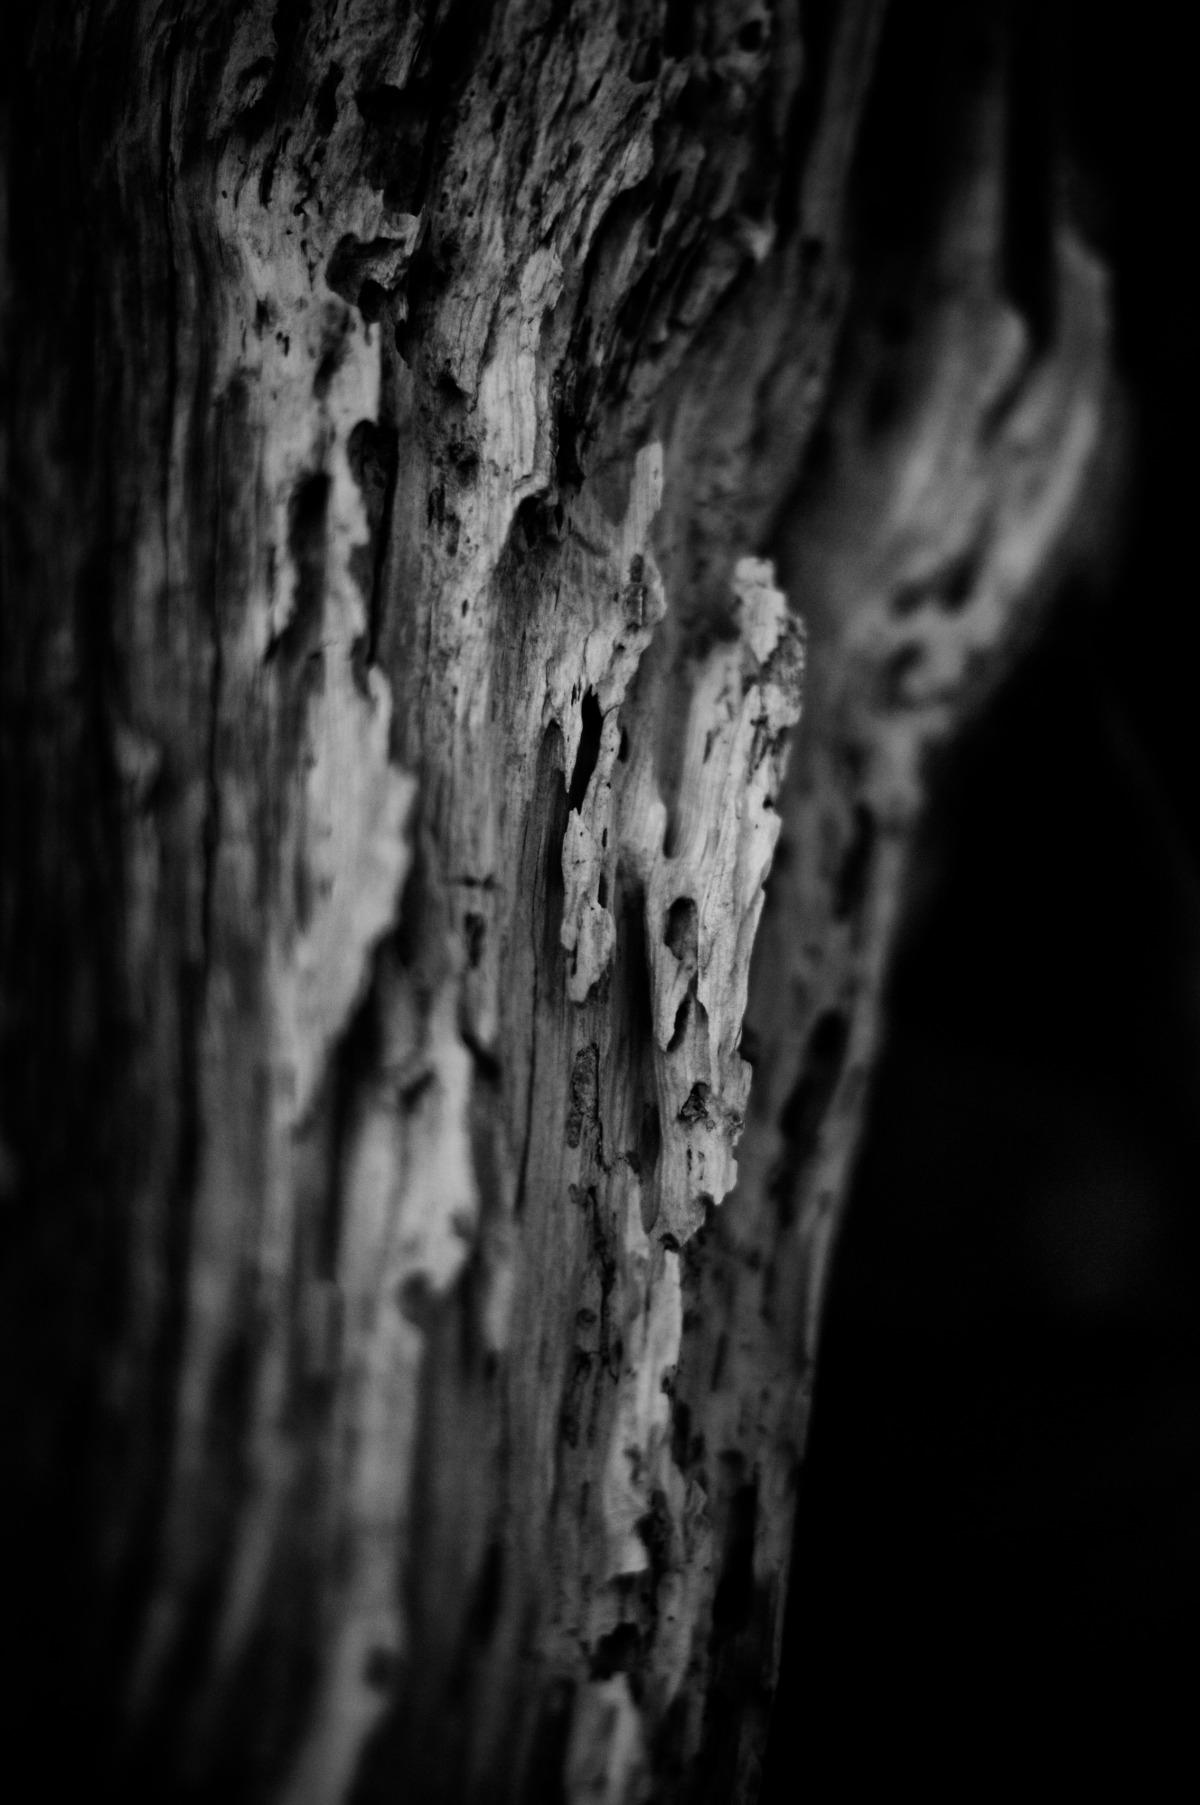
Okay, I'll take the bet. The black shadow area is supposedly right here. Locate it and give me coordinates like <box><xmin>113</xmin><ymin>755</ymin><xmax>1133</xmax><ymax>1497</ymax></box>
<box><xmin>763</xmin><ymin>4</ymin><xmax>1198</xmax><ymax>1792</ymax></box>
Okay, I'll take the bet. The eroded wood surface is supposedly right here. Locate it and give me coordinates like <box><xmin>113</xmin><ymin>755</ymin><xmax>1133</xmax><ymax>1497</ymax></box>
<box><xmin>0</xmin><ymin>4</ymin><xmax>1115</xmax><ymax>1800</ymax></box>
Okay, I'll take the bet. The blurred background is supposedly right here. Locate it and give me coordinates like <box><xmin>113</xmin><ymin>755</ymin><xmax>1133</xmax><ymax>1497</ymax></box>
<box><xmin>765</xmin><ymin>2</ymin><xmax>1198</xmax><ymax>1788</ymax></box>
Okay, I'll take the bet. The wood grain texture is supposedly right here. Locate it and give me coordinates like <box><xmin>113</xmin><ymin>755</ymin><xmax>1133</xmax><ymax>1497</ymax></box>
<box><xmin>0</xmin><ymin>3</ymin><xmax>1117</xmax><ymax>1800</ymax></box>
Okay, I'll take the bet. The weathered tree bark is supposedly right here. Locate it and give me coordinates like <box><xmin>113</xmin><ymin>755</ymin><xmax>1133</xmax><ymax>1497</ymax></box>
<box><xmin>1</xmin><ymin>3</ymin><xmax>1116</xmax><ymax>1801</ymax></box>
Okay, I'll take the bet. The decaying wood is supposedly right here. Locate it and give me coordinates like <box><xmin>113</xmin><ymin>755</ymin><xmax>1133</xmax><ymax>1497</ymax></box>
<box><xmin>0</xmin><ymin>3</ymin><xmax>1116</xmax><ymax>1801</ymax></box>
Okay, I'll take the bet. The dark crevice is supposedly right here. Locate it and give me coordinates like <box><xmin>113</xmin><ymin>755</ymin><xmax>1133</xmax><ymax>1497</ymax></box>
<box><xmin>636</xmin><ymin>1100</ymin><xmax>662</xmax><ymax>1182</ymax></box>
<box><xmin>466</xmin><ymin>1538</ymin><xmax>504</xmax><ymax>1647</ymax></box>
<box><xmin>412</xmin><ymin>1</ymin><xmax>494</xmax><ymax>218</ymax></box>
<box><xmin>314</xmin><ymin>62</ymin><xmax>343</xmax><ymax>138</ymax></box>
<box><xmin>609</xmin><ymin>869</ymin><xmax>664</xmax><ymax>1229</ymax></box>
<box><xmin>567</xmin><ymin>689</ymin><xmax>603</xmax><ymax>815</ymax></box>
<box><xmin>680</xmin><ymin>1082</ymin><xmax>714</xmax><ymax>1127</ymax></box>
<box><xmin>320</xmin><ymin>979</ymin><xmax>381</xmax><ymax>1280</ymax></box>
<box><xmin>664</xmin><ymin>894</ymin><xmax>698</xmax><ymax>965</ymax></box>
<box><xmin>355</xmin><ymin>82</ymin><xmax>427</xmax><ymax>209</ymax></box>
<box><xmin>270</xmin><ymin>469</ymin><xmax>330</xmax><ymax>665</ymax></box>
<box><xmin>629</xmin><ymin>36</ymin><xmax>663</xmax><ymax>86</ymax></box>
<box><xmin>515</xmin><ymin>492</ymin><xmax>566</xmax><ymax>552</ymax></box>
<box><xmin>258</xmin><ymin>127</ymin><xmax>291</xmax><ymax>209</ymax></box>
<box><xmin>556</xmin><ymin>174</ymin><xmax>655</xmax><ymax>481</ymax></box>
<box><xmin>566</xmin><ymin>1043</ymin><xmax>600</xmax><ymax>1150</ymax></box>
<box><xmin>613</xmin><ymin>877</ymin><xmax>654</xmax><ymax>1070</ymax></box>
<box><xmin>514</xmin><ymin>725</ymin><xmax>568</xmax><ymax>1221</ymax></box>
<box><xmin>346</xmin><ymin>418</ymin><xmax>399</xmax><ymax>667</ymax></box>
<box><xmin>591</xmin><ymin>1621</ymin><xmax>642</xmax><ymax>1680</ymax></box>
<box><xmin>666</xmin><ymin>993</ymin><xmax>691</xmax><ymax>1053</ymax></box>
<box><xmin>538</xmin><ymin>748</ymin><xmax>571</xmax><ymax>982</ymax></box>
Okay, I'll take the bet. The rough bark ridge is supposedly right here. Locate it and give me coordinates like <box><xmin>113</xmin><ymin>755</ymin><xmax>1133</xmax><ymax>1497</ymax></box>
<box><xmin>0</xmin><ymin>3</ymin><xmax>1114</xmax><ymax>1802</ymax></box>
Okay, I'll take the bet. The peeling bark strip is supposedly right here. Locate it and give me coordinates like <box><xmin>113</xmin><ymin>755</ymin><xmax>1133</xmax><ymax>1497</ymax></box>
<box><xmin>1</xmin><ymin>4</ymin><xmax>1115</xmax><ymax>1803</ymax></box>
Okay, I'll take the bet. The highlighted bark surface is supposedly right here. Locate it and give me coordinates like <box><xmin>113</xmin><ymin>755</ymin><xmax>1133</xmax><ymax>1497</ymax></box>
<box><xmin>0</xmin><ymin>3</ymin><xmax>1116</xmax><ymax>1802</ymax></box>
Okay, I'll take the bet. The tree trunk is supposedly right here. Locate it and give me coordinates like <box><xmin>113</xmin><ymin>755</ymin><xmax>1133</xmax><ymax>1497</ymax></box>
<box><xmin>1</xmin><ymin>3</ymin><xmax>1115</xmax><ymax>1801</ymax></box>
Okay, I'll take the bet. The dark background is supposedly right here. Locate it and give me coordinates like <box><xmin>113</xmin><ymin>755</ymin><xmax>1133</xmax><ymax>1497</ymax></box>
<box><xmin>765</xmin><ymin>2</ymin><xmax>1198</xmax><ymax>1791</ymax></box>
